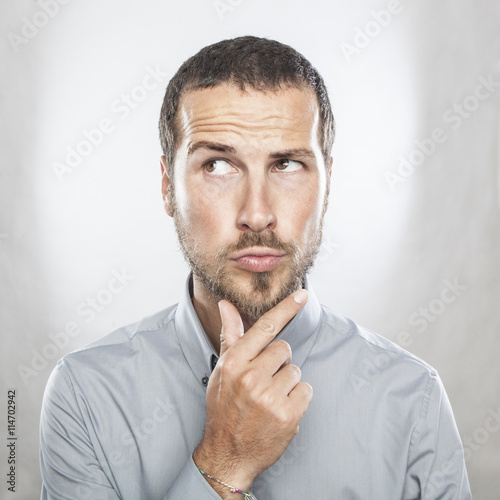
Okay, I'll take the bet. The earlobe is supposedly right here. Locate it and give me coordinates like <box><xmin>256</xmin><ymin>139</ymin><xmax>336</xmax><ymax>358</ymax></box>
<box><xmin>160</xmin><ymin>156</ymin><xmax>174</xmax><ymax>217</ymax></box>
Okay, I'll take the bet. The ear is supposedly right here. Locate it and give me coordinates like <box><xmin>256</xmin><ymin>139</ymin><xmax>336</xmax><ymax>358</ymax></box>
<box><xmin>160</xmin><ymin>156</ymin><xmax>173</xmax><ymax>217</ymax></box>
<box><xmin>326</xmin><ymin>156</ymin><xmax>333</xmax><ymax>194</ymax></box>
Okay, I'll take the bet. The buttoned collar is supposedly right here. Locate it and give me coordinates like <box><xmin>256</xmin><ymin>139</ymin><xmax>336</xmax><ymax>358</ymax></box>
<box><xmin>174</xmin><ymin>273</ymin><xmax>323</xmax><ymax>389</ymax></box>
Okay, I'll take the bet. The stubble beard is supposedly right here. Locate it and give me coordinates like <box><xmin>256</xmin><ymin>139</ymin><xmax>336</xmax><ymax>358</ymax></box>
<box><xmin>171</xmin><ymin>193</ymin><xmax>326</xmax><ymax>320</ymax></box>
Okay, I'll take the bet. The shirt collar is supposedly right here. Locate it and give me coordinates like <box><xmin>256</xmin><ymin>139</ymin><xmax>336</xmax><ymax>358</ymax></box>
<box><xmin>175</xmin><ymin>273</ymin><xmax>323</xmax><ymax>389</ymax></box>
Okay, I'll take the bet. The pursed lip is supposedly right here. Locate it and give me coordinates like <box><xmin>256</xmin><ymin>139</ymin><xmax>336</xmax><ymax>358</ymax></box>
<box><xmin>230</xmin><ymin>247</ymin><xmax>287</xmax><ymax>260</ymax></box>
<box><xmin>230</xmin><ymin>247</ymin><xmax>287</xmax><ymax>273</ymax></box>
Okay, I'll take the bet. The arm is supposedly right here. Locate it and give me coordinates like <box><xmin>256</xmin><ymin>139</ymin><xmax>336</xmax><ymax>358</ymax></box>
<box><xmin>40</xmin><ymin>363</ymin><xmax>222</xmax><ymax>500</ymax></box>
<box><xmin>403</xmin><ymin>373</ymin><xmax>472</xmax><ymax>500</ymax></box>
<box><xmin>40</xmin><ymin>364</ymin><xmax>120</xmax><ymax>500</ymax></box>
<box><xmin>193</xmin><ymin>290</ymin><xmax>313</xmax><ymax>498</ymax></box>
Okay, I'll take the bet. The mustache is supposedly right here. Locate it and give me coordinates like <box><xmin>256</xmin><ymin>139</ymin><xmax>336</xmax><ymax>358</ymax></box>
<box><xmin>214</xmin><ymin>230</ymin><xmax>298</xmax><ymax>262</ymax></box>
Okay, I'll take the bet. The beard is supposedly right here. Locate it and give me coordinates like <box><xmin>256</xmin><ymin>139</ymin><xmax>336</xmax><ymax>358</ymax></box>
<box><xmin>171</xmin><ymin>196</ymin><xmax>326</xmax><ymax>320</ymax></box>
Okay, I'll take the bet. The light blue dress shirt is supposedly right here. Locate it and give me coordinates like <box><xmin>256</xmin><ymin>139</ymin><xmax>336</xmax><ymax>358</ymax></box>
<box><xmin>40</xmin><ymin>274</ymin><xmax>471</xmax><ymax>499</ymax></box>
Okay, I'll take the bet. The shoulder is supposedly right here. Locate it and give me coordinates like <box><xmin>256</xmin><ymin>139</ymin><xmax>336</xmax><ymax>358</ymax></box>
<box><xmin>53</xmin><ymin>303</ymin><xmax>179</xmax><ymax>379</ymax></box>
<box><xmin>77</xmin><ymin>303</ymin><xmax>176</xmax><ymax>349</ymax></box>
<box><xmin>316</xmin><ymin>304</ymin><xmax>439</xmax><ymax>388</ymax></box>
<box><xmin>319</xmin><ymin>304</ymin><xmax>435</xmax><ymax>369</ymax></box>
<box><xmin>41</xmin><ymin>303</ymin><xmax>182</xmax><ymax>422</ymax></box>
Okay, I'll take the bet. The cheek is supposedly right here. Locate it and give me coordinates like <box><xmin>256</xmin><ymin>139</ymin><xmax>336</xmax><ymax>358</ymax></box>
<box><xmin>283</xmin><ymin>187</ymin><xmax>325</xmax><ymax>247</ymax></box>
<box><xmin>180</xmin><ymin>186</ymin><xmax>234</xmax><ymax>244</ymax></box>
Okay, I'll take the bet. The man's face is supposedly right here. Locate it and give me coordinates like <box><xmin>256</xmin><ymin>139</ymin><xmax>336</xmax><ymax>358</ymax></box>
<box><xmin>162</xmin><ymin>83</ymin><xmax>331</xmax><ymax>320</ymax></box>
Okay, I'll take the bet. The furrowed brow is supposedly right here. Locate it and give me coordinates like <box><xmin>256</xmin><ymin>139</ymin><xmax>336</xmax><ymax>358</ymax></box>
<box><xmin>268</xmin><ymin>148</ymin><xmax>316</xmax><ymax>160</ymax></box>
<box><xmin>187</xmin><ymin>141</ymin><xmax>237</xmax><ymax>157</ymax></box>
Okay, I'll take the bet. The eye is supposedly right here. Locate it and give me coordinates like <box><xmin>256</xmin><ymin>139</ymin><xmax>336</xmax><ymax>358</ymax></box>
<box><xmin>204</xmin><ymin>159</ymin><xmax>235</xmax><ymax>175</ymax></box>
<box><xmin>274</xmin><ymin>159</ymin><xmax>303</xmax><ymax>172</ymax></box>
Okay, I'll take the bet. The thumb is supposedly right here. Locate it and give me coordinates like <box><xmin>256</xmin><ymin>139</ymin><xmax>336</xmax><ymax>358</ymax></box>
<box><xmin>218</xmin><ymin>300</ymin><xmax>244</xmax><ymax>357</ymax></box>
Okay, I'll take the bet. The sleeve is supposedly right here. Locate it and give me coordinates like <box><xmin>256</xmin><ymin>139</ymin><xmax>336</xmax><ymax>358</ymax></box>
<box><xmin>40</xmin><ymin>363</ymin><xmax>120</xmax><ymax>500</ymax></box>
<box><xmin>166</xmin><ymin>456</ymin><xmax>226</xmax><ymax>499</ymax></box>
<box><xmin>40</xmin><ymin>362</ymin><xmax>222</xmax><ymax>500</ymax></box>
<box><xmin>402</xmin><ymin>372</ymin><xmax>472</xmax><ymax>500</ymax></box>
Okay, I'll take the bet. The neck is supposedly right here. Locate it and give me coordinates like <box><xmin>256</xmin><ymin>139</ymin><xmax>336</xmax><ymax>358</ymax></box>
<box><xmin>192</xmin><ymin>276</ymin><xmax>257</xmax><ymax>355</ymax></box>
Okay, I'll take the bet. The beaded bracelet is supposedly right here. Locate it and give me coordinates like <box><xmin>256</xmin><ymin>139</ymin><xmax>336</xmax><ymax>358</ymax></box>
<box><xmin>198</xmin><ymin>468</ymin><xmax>252</xmax><ymax>497</ymax></box>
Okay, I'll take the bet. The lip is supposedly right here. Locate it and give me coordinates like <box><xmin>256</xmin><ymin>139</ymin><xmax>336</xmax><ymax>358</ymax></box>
<box><xmin>230</xmin><ymin>247</ymin><xmax>286</xmax><ymax>273</ymax></box>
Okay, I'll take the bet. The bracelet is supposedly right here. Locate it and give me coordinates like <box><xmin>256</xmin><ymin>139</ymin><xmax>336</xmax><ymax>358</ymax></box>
<box><xmin>198</xmin><ymin>468</ymin><xmax>252</xmax><ymax>497</ymax></box>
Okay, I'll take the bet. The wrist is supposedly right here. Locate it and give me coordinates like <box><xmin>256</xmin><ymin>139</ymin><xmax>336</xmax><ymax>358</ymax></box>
<box><xmin>193</xmin><ymin>445</ymin><xmax>254</xmax><ymax>494</ymax></box>
<box><xmin>198</xmin><ymin>467</ymin><xmax>256</xmax><ymax>499</ymax></box>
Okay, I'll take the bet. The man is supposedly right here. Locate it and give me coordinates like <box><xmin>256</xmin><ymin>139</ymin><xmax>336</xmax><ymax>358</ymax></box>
<box><xmin>40</xmin><ymin>36</ymin><xmax>471</xmax><ymax>499</ymax></box>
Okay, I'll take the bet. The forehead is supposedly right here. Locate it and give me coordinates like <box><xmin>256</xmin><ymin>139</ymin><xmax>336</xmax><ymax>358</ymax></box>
<box><xmin>175</xmin><ymin>83</ymin><xmax>321</xmax><ymax>153</ymax></box>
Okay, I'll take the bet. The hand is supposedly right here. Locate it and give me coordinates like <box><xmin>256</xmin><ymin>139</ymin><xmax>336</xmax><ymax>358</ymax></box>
<box><xmin>193</xmin><ymin>289</ymin><xmax>313</xmax><ymax>497</ymax></box>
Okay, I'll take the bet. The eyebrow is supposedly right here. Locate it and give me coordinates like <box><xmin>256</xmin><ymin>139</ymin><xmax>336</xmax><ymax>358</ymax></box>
<box><xmin>187</xmin><ymin>141</ymin><xmax>237</xmax><ymax>156</ymax></box>
<box><xmin>187</xmin><ymin>141</ymin><xmax>316</xmax><ymax>161</ymax></box>
<box><xmin>268</xmin><ymin>148</ymin><xmax>316</xmax><ymax>160</ymax></box>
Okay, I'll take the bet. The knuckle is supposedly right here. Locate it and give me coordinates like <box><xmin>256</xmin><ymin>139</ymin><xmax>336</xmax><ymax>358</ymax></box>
<box><xmin>300</xmin><ymin>382</ymin><xmax>313</xmax><ymax>399</ymax></box>
<box><xmin>257</xmin><ymin>317</ymin><xmax>277</xmax><ymax>336</ymax></box>
<box><xmin>273</xmin><ymin>339</ymin><xmax>291</xmax><ymax>354</ymax></box>
<box><xmin>218</xmin><ymin>354</ymin><xmax>237</xmax><ymax>376</ymax></box>
<box><xmin>259</xmin><ymin>389</ymin><xmax>276</xmax><ymax>409</ymax></box>
<box><xmin>288</xmin><ymin>364</ymin><xmax>301</xmax><ymax>379</ymax></box>
<box><xmin>276</xmin><ymin>410</ymin><xmax>295</xmax><ymax>428</ymax></box>
<box><xmin>240</xmin><ymin>369</ymin><xmax>258</xmax><ymax>391</ymax></box>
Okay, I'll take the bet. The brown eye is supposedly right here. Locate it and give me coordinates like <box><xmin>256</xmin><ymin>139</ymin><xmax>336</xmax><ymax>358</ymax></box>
<box><xmin>203</xmin><ymin>159</ymin><xmax>234</xmax><ymax>175</ymax></box>
<box><xmin>276</xmin><ymin>160</ymin><xmax>290</xmax><ymax>170</ymax></box>
<box><xmin>274</xmin><ymin>159</ymin><xmax>303</xmax><ymax>172</ymax></box>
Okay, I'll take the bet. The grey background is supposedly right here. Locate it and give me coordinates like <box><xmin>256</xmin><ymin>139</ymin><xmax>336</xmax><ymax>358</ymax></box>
<box><xmin>1</xmin><ymin>0</ymin><xmax>499</xmax><ymax>498</ymax></box>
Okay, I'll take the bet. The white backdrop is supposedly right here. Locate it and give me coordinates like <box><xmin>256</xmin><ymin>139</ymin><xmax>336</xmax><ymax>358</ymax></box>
<box><xmin>1</xmin><ymin>0</ymin><xmax>499</xmax><ymax>498</ymax></box>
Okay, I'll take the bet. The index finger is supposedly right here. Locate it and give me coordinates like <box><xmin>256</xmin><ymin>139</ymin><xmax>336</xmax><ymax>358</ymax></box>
<box><xmin>230</xmin><ymin>288</ymin><xmax>308</xmax><ymax>361</ymax></box>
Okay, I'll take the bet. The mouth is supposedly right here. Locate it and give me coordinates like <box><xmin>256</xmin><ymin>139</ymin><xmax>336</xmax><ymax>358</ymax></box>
<box><xmin>230</xmin><ymin>247</ymin><xmax>287</xmax><ymax>273</ymax></box>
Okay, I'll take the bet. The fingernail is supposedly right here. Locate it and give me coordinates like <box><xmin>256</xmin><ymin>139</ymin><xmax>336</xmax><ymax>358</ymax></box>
<box><xmin>293</xmin><ymin>289</ymin><xmax>308</xmax><ymax>304</ymax></box>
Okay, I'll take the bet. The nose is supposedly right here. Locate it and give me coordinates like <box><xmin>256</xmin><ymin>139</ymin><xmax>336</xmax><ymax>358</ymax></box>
<box><xmin>236</xmin><ymin>179</ymin><xmax>277</xmax><ymax>232</ymax></box>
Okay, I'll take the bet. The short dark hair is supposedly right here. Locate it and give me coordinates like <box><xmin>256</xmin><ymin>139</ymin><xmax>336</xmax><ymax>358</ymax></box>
<box><xmin>159</xmin><ymin>36</ymin><xmax>335</xmax><ymax>176</ymax></box>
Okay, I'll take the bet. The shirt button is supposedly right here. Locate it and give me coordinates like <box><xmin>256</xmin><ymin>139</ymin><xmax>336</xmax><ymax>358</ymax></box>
<box><xmin>202</xmin><ymin>376</ymin><xmax>209</xmax><ymax>386</ymax></box>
